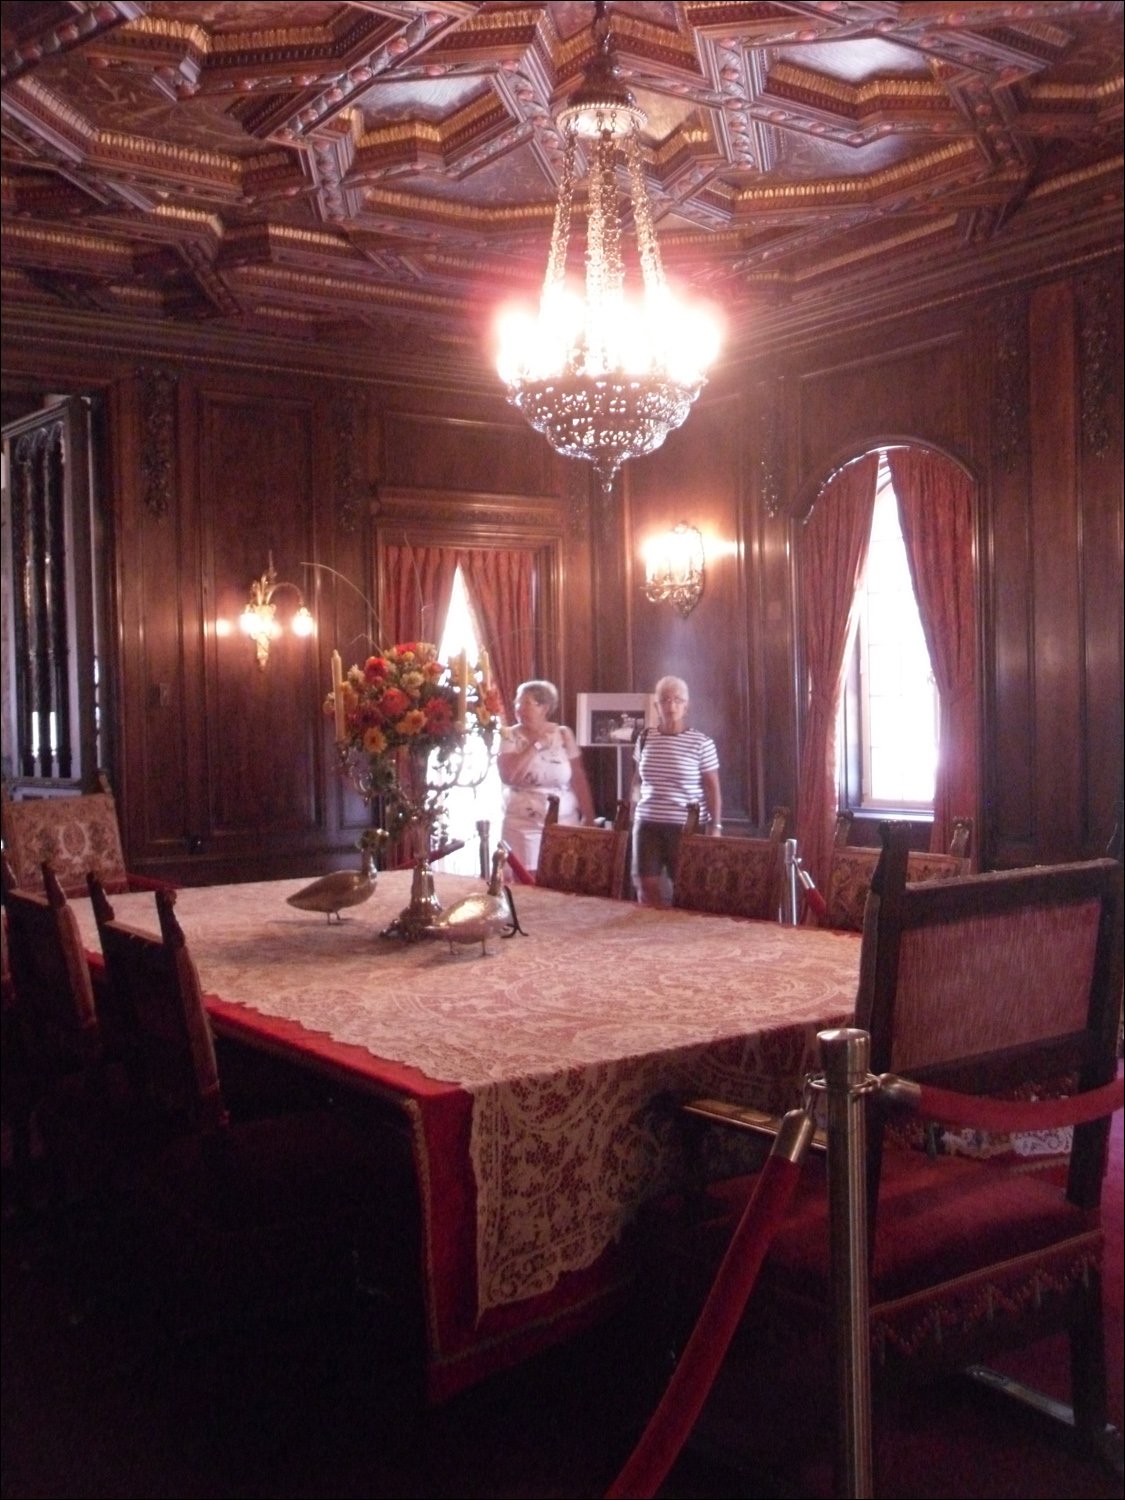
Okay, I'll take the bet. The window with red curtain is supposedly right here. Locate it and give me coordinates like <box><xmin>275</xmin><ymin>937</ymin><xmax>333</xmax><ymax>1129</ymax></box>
<box><xmin>379</xmin><ymin>542</ymin><xmax>538</xmax><ymax>721</ymax></box>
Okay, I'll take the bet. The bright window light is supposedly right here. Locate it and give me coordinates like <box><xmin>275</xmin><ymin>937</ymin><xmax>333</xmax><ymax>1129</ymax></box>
<box><xmin>434</xmin><ymin>566</ymin><xmax>504</xmax><ymax>875</ymax></box>
<box><xmin>843</xmin><ymin>454</ymin><xmax>938</xmax><ymax>810</ymax></box>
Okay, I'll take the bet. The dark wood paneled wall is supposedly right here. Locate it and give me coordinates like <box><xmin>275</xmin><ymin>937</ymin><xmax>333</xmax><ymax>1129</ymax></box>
<box><xmin>1</xmin><ymin>335</ymin><xmax>600</xmax><ymax>883</ymax></box>
<box><xmin>3</xmin><ymin>245</ymin><xmax>1120</xmax><ymax>880</ymax></box>
<box><xmin>622</xmin><ymin>255</ymin><xmax>1123</xmax><ymax>866</ymax></box>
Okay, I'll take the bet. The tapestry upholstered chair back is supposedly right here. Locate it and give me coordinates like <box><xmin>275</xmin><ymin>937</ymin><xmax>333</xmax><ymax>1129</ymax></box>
<box><xmin>535</xmin><ymin>797</ymin><xmax>632</xmax><ymax>900</ymax></box>
<box><xmin>2</xmin><ymin>778</ymin><xmax>130</xmax><ymax>899</ymax></box>
<box><xmin>821</xmin><ymin>811</ymin><xmax>971</xmax><ymax>932</ymax></box>
<box><xmin>673</xmin><ymin>806</ymin><xmax>788</xmax><ymax>922</ymax></box>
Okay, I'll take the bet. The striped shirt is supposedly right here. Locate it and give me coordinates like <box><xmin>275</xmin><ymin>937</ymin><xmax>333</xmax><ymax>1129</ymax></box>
<box><xmin>634</xmin><ymin>728</ymin><xmax>720</xmax><ymax>825</ymax></box>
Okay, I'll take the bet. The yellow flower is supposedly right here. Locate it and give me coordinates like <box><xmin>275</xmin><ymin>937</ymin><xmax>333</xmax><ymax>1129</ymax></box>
<box><xmin>342</xmin><ymin>683</ymin><xmax>359</xmax><ymax>712</ymax></box>
<box><xmin>363</xmin><ymin>727</ymin><xmax>387</xmax><ymax>755</ymax></box>
<box><xmin>396</xmin><ymin>710</ymin><xmax>427</xmax><ymax>737</ymax></box>
<box><xmin>402</xmin><ymin>670</ymin><xmax>424</xmax><ymax>697</ymax></box>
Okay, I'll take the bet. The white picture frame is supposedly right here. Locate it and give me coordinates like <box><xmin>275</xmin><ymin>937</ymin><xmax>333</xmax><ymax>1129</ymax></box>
<box><xmin>575</xmin><ymin>692</ymin><xmax>655</xmax><ymax>748</ymax></box>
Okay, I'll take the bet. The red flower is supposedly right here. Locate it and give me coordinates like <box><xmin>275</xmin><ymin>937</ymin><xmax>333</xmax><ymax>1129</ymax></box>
<box><xmin>424</xmin><ymin>697</ymin><xmax>454</xmax><ymax>732</ymax></box>
<box><xmin>380</xmin><ymin>687</ymin><xmax>410</xmax><ymax>719</ymax></box>
<box><xmin>364</xmin><ymin>656</ymin><xmax>390</xmax><ymax>683</ymax></box>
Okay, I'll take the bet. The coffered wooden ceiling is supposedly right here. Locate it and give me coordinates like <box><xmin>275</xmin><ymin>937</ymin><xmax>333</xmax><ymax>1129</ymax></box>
<box><xmin>2</xmin><ymin>1</ymin><xmax>1122</xmax><ymax>360</ymax></box>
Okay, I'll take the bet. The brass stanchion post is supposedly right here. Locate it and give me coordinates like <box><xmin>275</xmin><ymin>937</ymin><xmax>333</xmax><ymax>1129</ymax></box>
<box><xmin>819</xmin><ymin>1026</ymin><xmax>874</xmax><ymax>1500</ymax></box>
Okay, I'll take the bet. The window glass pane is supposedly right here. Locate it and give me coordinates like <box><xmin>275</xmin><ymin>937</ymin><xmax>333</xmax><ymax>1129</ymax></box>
<box><xmin>434</xmin><ymin>565</ymin><xmax>504</xmax><ymax>874</ymax></box>
<box><xmin>850</xmin><ymin>453</ymin><xmax>938</xmax><ymax>811</ymax></box>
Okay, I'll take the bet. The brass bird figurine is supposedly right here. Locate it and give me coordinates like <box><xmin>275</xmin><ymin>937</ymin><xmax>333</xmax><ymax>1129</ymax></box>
<box><xmin>287</xmin><ymin>829</ymin><xmax>389</xmax><ymax>922</ymax></box>
<box><xmin>429</xmin><ymin>845</ymin><xmax>525</xmax><ymax>955</ymax></box>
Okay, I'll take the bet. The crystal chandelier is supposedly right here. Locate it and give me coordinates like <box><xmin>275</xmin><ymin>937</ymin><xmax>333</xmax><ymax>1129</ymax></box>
<box><xmin>495</xmin><ymin>2</ymin><xmax>720</xmax><ymax>496</ymax></box>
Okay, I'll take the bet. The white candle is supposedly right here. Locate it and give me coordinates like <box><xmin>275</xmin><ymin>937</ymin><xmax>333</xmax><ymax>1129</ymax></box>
<box><xmin>456</xmin><ymin>650</ymin><xmax>469</xmax><ymax>731</ymax></box>
<box><xmin>479</xmin><ymin>648</ymin><xmax>492</xmax><ymax>692</ymax></box>
<box><xmin>331</xmin><ymin>650</ymin><xmax>346</xmax><ymax>742</ymax></box>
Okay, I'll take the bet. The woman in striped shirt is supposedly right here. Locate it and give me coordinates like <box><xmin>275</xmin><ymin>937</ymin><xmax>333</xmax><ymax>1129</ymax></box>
<box><xmin>631</xmin><ymin>675</ymin><xmax>722</xmax><ymax>908</ymax></box>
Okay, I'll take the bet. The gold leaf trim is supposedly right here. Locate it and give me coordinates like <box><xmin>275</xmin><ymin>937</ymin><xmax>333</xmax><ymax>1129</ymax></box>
<box><xmin>1029</xmin><ymin>77</ymin><xmax>1124</xmax><ymax>102</ymax></box>
<box><xmin>768</xmin><ymin>63</ymin><xmax>948</xmax><ymax>108</ymax></box>
<box><xmin>735</xmin><ymin>142</ymin><xmax>976</xmax><ymax>203</ymax></box>
<box><xmin>0</xmin><ymin>221</ymin><xmax>132</xmax><ymax>259</ymax></box>
<box><xmin>1027</xmin><ymin>153</ymin><xmax>1125</xmax><ymax>198</ymax></box>
<box><xmin>792</xmin><ymin>215</ymin><xmax>959</xmax><ymax>281</ymax></box>
<box><xmin>232</xmin><ymin>263</ymin><xmax>462</xmax><ymax>312</ymax></box>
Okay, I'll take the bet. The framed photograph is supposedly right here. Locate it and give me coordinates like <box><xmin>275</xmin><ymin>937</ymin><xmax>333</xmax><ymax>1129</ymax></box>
<box><xmin>576</xmin><ymin>693</ymin><xmax>655</xmax><ymax>748</ymax></box>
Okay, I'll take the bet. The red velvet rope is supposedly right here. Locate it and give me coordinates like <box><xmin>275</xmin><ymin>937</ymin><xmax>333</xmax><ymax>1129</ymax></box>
<box><xmin>912</xmin><ymin>1075</ymin><xmax>1124</xmax><ymax>1133</ymax></box>
<box><xmin>504</xmin><ymin>848</ymin><xmax>536</xmax><ymax>885</ymax></box>
<box><xmin>803</xmin><ymin>885</ymin><xmax>828</xmax><ymax>919</ymax></box>
<box><xmin>606</xmin><ymin>1151</ymin><xmax>804</xmax><ymax>1500</ymax></box>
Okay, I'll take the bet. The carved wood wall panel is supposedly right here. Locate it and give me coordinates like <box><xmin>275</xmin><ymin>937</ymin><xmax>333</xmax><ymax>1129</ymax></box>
<box><xmin>622</xmin><ymin>255</ymin><xmax>1123</xmax><ymax>868</ymax></box>
<box><xmin>3</xmin><ymin>245</ymin><xmax>1121</xmax><ymax>880</ymax></box>
<box><xmin>201</xmin><ymin>390</ymin><xmax>323</xmax><ymax>845</ymax></box>
<box><xmin>626</xmin><ymin>391</ymin><xmax>753</xmax><ymax>823</ymax></box>
<box><xmin>382</xmin><ymin>412</ymin><xmax>552</xmax><ymax>497</ymax></box>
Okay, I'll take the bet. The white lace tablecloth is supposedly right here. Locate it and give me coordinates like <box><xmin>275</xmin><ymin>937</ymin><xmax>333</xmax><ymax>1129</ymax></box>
<box><xmin>73</xmin><ymin>875</ymin><xmax>860</xmax><ymax>1314</ymax></box>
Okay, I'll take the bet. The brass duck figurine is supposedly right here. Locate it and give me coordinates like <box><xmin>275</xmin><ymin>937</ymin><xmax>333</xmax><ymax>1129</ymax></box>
<box><xmin>429</xmin><ymin>846</ymin><xmax>526</xmax><ymax>955</ymax></box>
<box><xmin>287</xmin><ymin>829</ymin><xmax>389</xmax><ymax>922</ymax></box>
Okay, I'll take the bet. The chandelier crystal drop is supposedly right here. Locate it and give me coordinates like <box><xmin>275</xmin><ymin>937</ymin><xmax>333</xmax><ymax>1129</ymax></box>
<box><xmin>495</xmin><ymin>3</ymin><xmax>720</xmax><ymax>495</ymax></box>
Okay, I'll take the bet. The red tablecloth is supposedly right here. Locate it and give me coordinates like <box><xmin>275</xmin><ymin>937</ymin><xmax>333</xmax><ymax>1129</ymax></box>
<box><xmin>75</xmin><ymin>875</ymin><xmax>860</xmax><ymax>1399</ymax></box>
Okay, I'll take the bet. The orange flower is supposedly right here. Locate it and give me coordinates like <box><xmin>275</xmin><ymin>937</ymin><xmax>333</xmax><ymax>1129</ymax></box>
<box><xmin>363</xmin><ymin>726</ymin><xmax>387</xmax><ymax>754</ymax></box>
<box><xmin>396</xmin><ymin>710</ymin><xmax>427</xmax><ymax>737</ymax></box>
<box><xmin>380</xmin><ymin>687</ymin><xmax>409</xmax><ymax>719</ymax></box>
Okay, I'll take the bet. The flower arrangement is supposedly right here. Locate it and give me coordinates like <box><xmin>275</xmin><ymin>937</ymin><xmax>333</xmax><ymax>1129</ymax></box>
<box><xmin>326</xmin><ymin>641</ymin><xmax>502</xmax><ymax>808</ymax></box>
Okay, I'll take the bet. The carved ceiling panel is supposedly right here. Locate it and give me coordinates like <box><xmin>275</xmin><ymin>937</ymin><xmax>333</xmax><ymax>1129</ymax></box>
<box><xmin>2</xmin><ymin>1</ymin><xmax>1121</xmax><ymax>358</ymax></box>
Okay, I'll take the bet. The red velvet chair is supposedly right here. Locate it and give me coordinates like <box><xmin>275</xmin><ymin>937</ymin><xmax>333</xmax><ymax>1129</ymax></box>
<box><xmin>673</xmin><ymin>806</ymin><xmax>788</xmax><ymax>922</ymax></box>
<box><xmin>1</xmin><ymin>857</ymin><xmax>111</xmax><ymax>1207</ymax></box>
<box><xmin>818</xmin><ymin>810</ymin><xmax>971</xmax><ymax>931</ymax></box>
<box><xmin>670</xmin><ymin>824</ymin><xmax>1123</xmax><ymax>1478</ymax></box>
<box><xmin>1</xmin><ymin>774</ymin><xmax>171</xmax><ymax>899</ymax></box>
<box><xmin>535</xmin><ymin>796</ymin><xmax>632</xmax><ymax>899</ymax></box>
<box><xmin>88</xmin><ymin>878</ymin><xmax>381</xmax><ymax>1334</ymax></box>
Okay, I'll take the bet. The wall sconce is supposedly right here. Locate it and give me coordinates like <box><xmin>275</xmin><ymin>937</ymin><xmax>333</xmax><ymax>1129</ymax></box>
<box><xmin>642</xmin><ymin>523</ymin><xmax>705</xmax><ymax>618</ymax></box>
<box><xmin>239</xmin><ymin>552</ymin><xmax>314</xmax><ymax>667</ymax></box>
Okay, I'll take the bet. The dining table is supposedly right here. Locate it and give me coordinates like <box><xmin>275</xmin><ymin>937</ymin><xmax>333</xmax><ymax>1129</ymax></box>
<box><xmin>73</xmin><ymin>871</ymin><xmax>861</xmax><ymax>1401</ymax></box>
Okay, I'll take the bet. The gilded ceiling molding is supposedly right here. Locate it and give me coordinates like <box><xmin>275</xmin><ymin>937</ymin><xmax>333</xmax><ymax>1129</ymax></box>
<box><xmin>136</xmin><ymin>367</ymin><xmax>178</xmax><ymax>519</ymax></box>
<box><xmin>734</xmin><ymin>142</ymin><xmax>977</xmax><ymax>206</ymax></box>
<box><xmin>993</xmin><ymin>297</ymin><xmax>1028</xmax><ymax>475</ymax></box>
<box><xmin>1079</xmin><ymin>270</ymin><xmax>1115</xmax><ymax>460</ymax></box>
<box><xmin>0</xmin><ymin>2</ymin><xmax>146</xmax><ymax>87</ymax></box>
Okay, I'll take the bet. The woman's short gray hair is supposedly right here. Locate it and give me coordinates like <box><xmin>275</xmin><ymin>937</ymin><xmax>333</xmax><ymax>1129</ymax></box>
<box><xmin>515</xmin><ymin>679</ymin><xmax>559</xmax><ymax>714</ymax></box>
<box><xmin>654</xmin><ymin>675</ymin><xmax>689</xmax><ymax>702</ymax></box>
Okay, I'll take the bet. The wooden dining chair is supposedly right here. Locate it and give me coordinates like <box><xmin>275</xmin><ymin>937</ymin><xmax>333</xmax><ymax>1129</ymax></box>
<box><xmin>672</xmin><ymin>806</ymin><xmax>788</xmax><ymax>921</ymax></box>
<box><xmin>535</xmin><ymin>796</ymin><xmax>632</xmax><ymax>899</ymax></box>
<box><xmin>1</xmin><ymin>856</ymin><xmax>110</xmax><ymax>1207</ymax></box>
<box><xmin>87</xmin><ymin>877</ymin><xmax>381</xmax><ymax>1332</ymax></box>
<box><xmin>818</xmin><ymin>810</ymin><xmax>972</xmax><ymax>931</ymax></box>
<box><xmin>1</xmin><ymin>773</ymin><xmax>171</xmax><ymax>899</ymax></box>
<box><xmin>666</xmin><ymin>824</ymin><xmax>1123</xmax><ymax>1478</ymax></box>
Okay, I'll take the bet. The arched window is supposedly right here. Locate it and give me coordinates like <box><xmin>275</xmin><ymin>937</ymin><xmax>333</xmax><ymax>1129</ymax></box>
<box><xmin>796</xmin><ymin>444</ymin><xmax>978</xmax><ymax>885</ymax></box>
<box><xmin>838</xmin><ymin>454</ymin><xmax>938</xmax><ymax>811</ymax></box>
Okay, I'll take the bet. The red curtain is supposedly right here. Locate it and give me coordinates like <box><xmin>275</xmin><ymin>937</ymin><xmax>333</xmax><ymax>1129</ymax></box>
<box><xmin>887</xmin><ymin>448</ymin><xmax>979</xmax><ymax>858</ymax></box>
<box><xmin>382</xmin><ymin>544</ymin><xmax>460</xmax><ymax>650</ymax></box>
<box><xmin>460</xmin><ymin>549</ymin><xmax>536</xmax><ymax>722</ymax></box>
<box><xmin>795</xmin><ymin>454</ymin><xmax>879</xmax><ymax>891</ymax></box>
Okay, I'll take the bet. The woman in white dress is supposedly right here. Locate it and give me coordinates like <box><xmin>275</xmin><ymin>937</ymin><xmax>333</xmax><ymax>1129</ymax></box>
<box><xmin>498</xmin><ymin>679</ymin><xmax>596</xmax><ymax>872</ymax></box>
